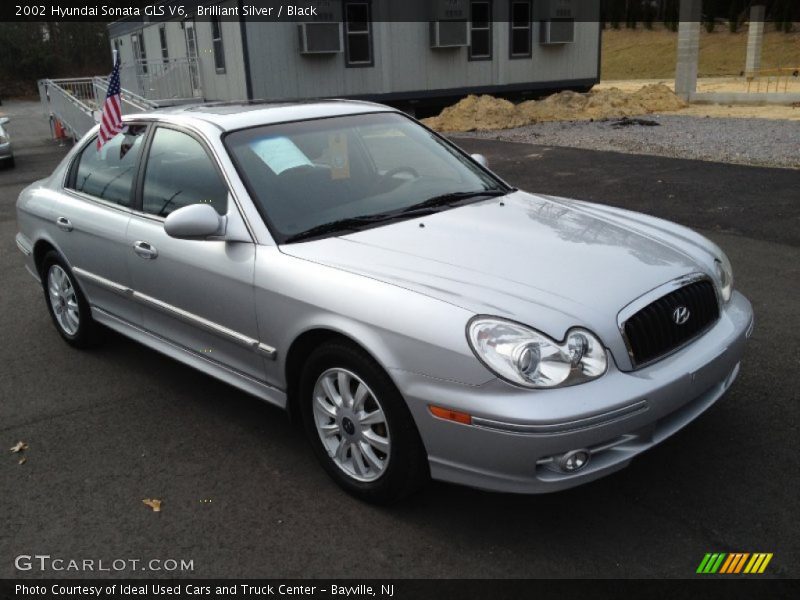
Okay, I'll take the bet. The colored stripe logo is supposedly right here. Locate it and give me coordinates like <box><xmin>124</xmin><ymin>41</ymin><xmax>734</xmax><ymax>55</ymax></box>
<box><xmin>697</xmin><ymin>552</ymin><xmax>773</xmax><ymax>574</ymax></box>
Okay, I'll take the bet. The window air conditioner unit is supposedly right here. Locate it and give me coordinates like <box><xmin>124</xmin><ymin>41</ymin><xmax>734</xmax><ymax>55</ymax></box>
<box><xmin>298</xmin><ymin>22</ymin><xmax>342</xmax><ymax>54</ymax></box>
<box><xmin>430</xmin><ymin>21</ymin><xmax>469</xmax><ymax>48</ymax></box>
<box><xmin>540</xmin><ymin>19</ymin><xmax>574</xmax><ymax>44</ymax></box>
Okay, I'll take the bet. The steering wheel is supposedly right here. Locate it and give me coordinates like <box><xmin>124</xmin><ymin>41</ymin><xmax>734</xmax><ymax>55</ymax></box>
<box><xmin>384</xmin><ymin>166</ymin><xmax>419</xmax><ymax>179</ymax></box>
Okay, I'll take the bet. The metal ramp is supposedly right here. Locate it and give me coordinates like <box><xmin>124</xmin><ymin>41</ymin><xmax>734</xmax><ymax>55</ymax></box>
<box><xmin>38</xmin><ymin>59</ymin><xmax>203</xmax><ymax>141</ymax></box>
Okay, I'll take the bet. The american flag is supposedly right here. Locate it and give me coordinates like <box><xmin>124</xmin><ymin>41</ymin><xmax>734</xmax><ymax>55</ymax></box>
<box><xmin>97</xmin><ymin>53</ymin><xmax>123</xmax><ymax>150</ymax></box>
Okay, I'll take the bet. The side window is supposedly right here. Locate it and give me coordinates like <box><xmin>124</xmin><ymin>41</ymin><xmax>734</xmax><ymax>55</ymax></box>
<box><xmin>142</xmin><ymin>127</ymin><xmax>228</xmax><ymax>217</ymax></box>
<box><xmin>70</xmin><ymin>125</ymin><xmax>147</xmax><ymax>207</ymax></box>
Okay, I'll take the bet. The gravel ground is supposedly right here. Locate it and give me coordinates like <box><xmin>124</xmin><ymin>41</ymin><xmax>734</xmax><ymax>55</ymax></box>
<box><xmin>463</xmin><ymin>115</ymin><xmax>800</xmax><ymax>169</ymax></box>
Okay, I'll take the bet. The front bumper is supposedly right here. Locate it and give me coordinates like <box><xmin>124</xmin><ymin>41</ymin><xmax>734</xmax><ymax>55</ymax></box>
<box><xmin>393</xmin><ymin>291</ymin><xmax>753</xmax><ymax>493</ymax></box>
<box><xmin>0</xmin><ymin>142</ymin><xmax>12</xmax><ymax>160</ymax></box>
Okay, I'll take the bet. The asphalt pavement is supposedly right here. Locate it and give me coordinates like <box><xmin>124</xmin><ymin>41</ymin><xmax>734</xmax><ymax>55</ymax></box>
<box><xmin>0</xmin><ymin>101</ymin><xmax>797</xmax><ymax>579</ymax></box>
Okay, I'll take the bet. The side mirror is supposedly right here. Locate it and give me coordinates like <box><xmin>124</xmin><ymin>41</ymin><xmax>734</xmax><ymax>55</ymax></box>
<box><xmin>164</xmin><ymin>204</ymin><xmax>225</xmax><ymax>239</ymax></box>
<box><xmin>0</xmin><ymin>117</ymin><xmax>9</xmax><ymax>126</ymax></box>
<box><xmin>471</xmin><ymin>153</ymin><xmax>489</xmax><ymax>169</ymax></box>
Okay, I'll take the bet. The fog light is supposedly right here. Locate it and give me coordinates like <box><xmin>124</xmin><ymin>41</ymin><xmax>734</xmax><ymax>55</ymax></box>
<box><xmin>558</xmin><ymin>449</ymin><xmax>590</xmax><ymax>473</ymax></box>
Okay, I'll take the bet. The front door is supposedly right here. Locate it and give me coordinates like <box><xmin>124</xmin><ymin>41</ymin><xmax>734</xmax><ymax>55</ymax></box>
<box><xmin>126</xmin><ymin>125</ymin><xmax>265</xmax><ymax>380</ymax></box>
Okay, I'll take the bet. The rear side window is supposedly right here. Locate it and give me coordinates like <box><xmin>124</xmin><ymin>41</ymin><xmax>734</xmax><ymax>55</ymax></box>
<box><xmin>70</xmin><ymin>125</ymin><xmax>147</xmax><ymax>206</ymax></box>
<box><xmin>142</xmin><ymin>127</ymin><xmax>228</xmax><ymax>217</ymax></box>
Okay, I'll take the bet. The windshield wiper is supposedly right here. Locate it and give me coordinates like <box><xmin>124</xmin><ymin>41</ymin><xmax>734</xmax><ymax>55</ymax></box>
<box><xmin>283</xmin><ymin>214</ymin><xmax>396</xmax><ymax>243</ymax></box>
<box><xmin>398</xmin><ymin>189</ymin><xmax>507</xmax><ymax>214</ymax></box>
<box><xmin>283</xmin><ymin>189</ymin><xmax>509</xmax><ymax>244</ymax></box>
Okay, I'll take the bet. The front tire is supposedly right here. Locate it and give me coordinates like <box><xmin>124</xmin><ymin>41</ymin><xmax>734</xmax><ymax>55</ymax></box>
<box><xmin>299</xmin><ymin>340</ymin><xmax>429</xmax><ymax>504</ymax></box>
<box><xmin>41</xmin><ymin>251</ymin><xmax>100</xmax><ymax>348</ymax></box>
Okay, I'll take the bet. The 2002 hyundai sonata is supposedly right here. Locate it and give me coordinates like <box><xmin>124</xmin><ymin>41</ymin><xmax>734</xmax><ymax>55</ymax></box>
<box><xmin>16</xmin><ymin>101</ymin><xmax>753</xmax><ymax>502</ymax></box>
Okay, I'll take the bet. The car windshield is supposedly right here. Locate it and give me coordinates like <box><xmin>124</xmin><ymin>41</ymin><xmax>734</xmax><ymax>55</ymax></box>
<box><xmin>224</xmin><ymin>112</ymin><xmax>508</xmax><ymax>243</ymax></box>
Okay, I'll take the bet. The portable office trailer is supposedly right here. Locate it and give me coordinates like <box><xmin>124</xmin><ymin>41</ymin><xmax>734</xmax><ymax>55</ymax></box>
<box><xmin>107</xmin><ymin>0</ymin><xmax>601</xmax><ymax>112</ymax></box>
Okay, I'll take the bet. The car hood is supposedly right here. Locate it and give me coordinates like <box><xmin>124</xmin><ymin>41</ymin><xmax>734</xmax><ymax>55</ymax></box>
<box><xmin>280</xmin><ymin>191</ymin><xmax>715</xmax><ymax>366</ymax></box>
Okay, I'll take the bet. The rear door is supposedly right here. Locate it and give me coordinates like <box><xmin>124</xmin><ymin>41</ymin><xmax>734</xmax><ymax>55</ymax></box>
<box><xmin>125</xmin><ymin>124</ymin><xmax>267</xmax><ymax>380</ymax></box>
<box><xmin>58</xmin><ymin>124</ymin><xmax>148</xmax><ymax>325</ymax></box>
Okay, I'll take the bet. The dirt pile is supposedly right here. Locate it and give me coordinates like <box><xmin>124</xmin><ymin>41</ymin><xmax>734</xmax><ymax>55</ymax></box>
<box><xmin>422</xmin><ymin>84</ymin><xmax>688</xmax><ymax>132</ymax></box>
<box><xmin>422</xmin><ymin>94</ymin><xmax>527</xmax><ymax>132</ymax></box>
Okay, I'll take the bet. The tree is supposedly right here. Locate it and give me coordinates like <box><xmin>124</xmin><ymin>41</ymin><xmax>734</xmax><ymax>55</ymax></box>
<box><xmin>0</xmin><ymin>22</ymin><xmax>109</xmax><ymax>95</ymax></box>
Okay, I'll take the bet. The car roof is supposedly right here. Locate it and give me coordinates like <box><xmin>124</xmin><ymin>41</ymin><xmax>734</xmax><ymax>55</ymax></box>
<box><xmin>125</xmin><ymin>99</ymin><xmax>397</xmax><ymax>132</ymax></box>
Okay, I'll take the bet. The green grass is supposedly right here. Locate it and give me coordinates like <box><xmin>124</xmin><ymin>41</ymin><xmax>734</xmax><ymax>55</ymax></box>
<box><xmin>601</xmin><ymin>25</ymin><xmax>800</xmax><ymax>80</ymax></box>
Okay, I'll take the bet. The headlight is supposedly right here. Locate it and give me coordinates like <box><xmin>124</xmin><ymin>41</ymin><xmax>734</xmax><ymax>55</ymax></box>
<box><xmin>467</xmin><ymin>317</ymin><xmax>607</xmax><ymax>389</ymax></box>
<box><xmin>714</xmin><ymin>255</ymin><xmax>733</xmax><ymax>303</ymax></box>
<box><xmin>0</xmin><ymin>135</ymin><xmax>7</xmax><ymax>144</ymax></box>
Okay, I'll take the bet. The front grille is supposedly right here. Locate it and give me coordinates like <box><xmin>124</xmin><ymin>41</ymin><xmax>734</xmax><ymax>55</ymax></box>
<box><xmin>623</xmin><ymin>279</ymin><xmax>719</xmax><ymax>366</ymax></box>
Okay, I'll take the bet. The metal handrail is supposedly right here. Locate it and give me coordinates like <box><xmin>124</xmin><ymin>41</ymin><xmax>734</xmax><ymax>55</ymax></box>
<box><xmin>38</xmin><ymin>78</ymin><xmax>97</xmax><ymax>140</ymax></box>
<box><xmin>119</xmin><ymin>58</ymin><xmax>202</xmax><ymax>102</ymax></box>
<box><xmin>746</xmin><ymin>67</ymin><xmax>800</xmax><ymax>93</ymax></box>
<box><xmin>92</xmin><ymin>76</ymin><xmax>158</xmax><ymax>112</ymax></box>
<box><xmin>39</xmin><ymin>75</ymin><xmax>162</xmax><ymax>140</ymax></box>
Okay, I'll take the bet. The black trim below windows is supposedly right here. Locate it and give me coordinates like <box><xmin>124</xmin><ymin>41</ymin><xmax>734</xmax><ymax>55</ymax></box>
<box><xmin>509</xmin><ymin>0</ymin><xmax>532</xmax><ymax>59</ymax></box>
<box><xmin>469</xmin><ymin>0</ymin><xmax>493</xmax><ymax>61</ymax></box>
<box><xmin>344</xmin><ymin>0</ymin><xmax>374</xmax><ymax>68</ymax></box>
<box><xmin>342</xmin><ymin>77</ymin><xmax>598</xmax><ymax>103</ymax></box>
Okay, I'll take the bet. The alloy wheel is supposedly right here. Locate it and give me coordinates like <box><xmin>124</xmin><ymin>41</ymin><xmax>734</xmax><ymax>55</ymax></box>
<box><xmin>47</xmin><ymin>264</ymin><xmax>80</xmax><ymax>336</ymax></box>
<box><xmin>312</xmin><ymin>368</ymin><xmax>391</xmax><ymax>482</ymax></box>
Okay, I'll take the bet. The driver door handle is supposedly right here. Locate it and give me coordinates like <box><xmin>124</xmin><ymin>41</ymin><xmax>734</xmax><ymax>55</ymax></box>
<box><xmin>133</xmin><ymin>241</ymin><xmax>158</xmax><ymax>260</ymax></box>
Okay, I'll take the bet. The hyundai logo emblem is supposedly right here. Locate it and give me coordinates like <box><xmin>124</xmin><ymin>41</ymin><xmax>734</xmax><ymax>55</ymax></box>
<box><xmin>672</xmin><ymin>305</ymin><xmax>691</xmax><ymax>325</ymax></box>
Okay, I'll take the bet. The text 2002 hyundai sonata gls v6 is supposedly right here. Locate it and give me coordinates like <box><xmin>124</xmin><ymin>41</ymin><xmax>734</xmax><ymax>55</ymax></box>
<box><xmin>16</xmin><ymin>101</ymin><xmax>753</xmax><ymax>503</ymax></box>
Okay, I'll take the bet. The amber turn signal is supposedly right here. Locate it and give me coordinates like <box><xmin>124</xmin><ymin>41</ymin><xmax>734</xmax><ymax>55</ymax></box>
<box><xmin>429</xmin><ymin>405</ymin><xmax>472</xmax><ymax>425</ymax></box>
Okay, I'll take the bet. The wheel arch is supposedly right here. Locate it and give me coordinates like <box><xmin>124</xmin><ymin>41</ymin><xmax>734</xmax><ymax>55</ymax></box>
<box><xmin>284</xmin><ymin>327</ymin><xmax>390</xmax><ymax>423</ymax></box>
<box><xmin>33</xmin><ymin>238</ymin><xmax>59</xmax><ymax>277</ymax></box>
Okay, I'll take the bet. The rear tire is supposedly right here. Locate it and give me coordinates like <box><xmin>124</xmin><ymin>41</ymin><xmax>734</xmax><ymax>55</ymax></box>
<box><xmin>299</xmin><ymin>340</ymin><xmax>429</xmax><ymax>504</ymax></box>
<box><xmin>40</xmin><ymin>251</ymin><xmax>101</xmax><ymax>348</ymax></box>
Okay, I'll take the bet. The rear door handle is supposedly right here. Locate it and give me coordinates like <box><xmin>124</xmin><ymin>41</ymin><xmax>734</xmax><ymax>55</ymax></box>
<box><xmin>56</xmin><ymin>217</ymin><xmax>73</xmax><ymax>232</ymax></box>
<box><xmin>133</xmin><ymin>241</ymin><xmax>158</xmax><ymax>259</ymax></box>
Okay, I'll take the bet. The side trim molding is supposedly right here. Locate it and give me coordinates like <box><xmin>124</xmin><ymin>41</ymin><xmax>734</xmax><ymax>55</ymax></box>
<box><xmin>72</xmin><ymin>267</ymin><xmax>277</xmax><ymax>360</ymax></box>
<box><xmin>73</xmin><ymin>267</ymin><xmax>132</xmax><ymax>296</ymax></box>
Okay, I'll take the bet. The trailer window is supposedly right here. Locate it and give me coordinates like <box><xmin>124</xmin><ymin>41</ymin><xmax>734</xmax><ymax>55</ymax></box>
<box><xmin>469</xmin><ymin>1</ymin><xmax>493</xmax><ymax>60</ymax></box>
<box><xmin>211</xmin><ymin>17</ymin><xmax>226</xmax><ymax>73</ymax></box>
<box><xmin>344</xmin><ymin>1</ymin><xmax>373</xmax><ymax>67</ymax></box>
<box><xmin>510</xmin><ymin>0</ymin><xmax>532</xmax><ymax>58</ymax></box>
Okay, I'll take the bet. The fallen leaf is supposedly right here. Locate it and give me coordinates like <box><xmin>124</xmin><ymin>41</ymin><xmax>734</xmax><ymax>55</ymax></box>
<box><xmin>10</xmin><ymin>441</ymin><xmax>28</xmax><ymax>453</ymax></box>
<box><xmin>18</xmin><ymin>457</ymin><xmax>27</xmax><ymax>465</ymax></box>
<box><xmin>142</xmin><ymin>498</ymin><xmax>162</xmax><ymax>512</ymax></box>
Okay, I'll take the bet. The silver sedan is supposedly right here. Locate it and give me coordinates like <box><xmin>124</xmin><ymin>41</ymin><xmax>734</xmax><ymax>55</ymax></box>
<box><xmin>0</xmin><ymin>117</ymin><xmax>13</xmax><ymax>168</ymax></box>
<box><xmin>16</xmin><ymin>101</ymin><xmax>753</xmax><ymax>503</ymax></box>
